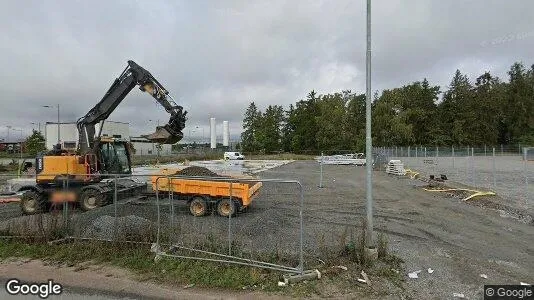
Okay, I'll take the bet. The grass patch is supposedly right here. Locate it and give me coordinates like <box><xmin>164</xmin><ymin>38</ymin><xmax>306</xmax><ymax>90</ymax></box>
<box><xmin>0</xmin><ymin>240</ymin><xmax>279</xmax><ymax>291</ymax></box>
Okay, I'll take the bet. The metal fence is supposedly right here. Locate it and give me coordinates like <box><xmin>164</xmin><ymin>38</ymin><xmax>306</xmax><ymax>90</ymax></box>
<box><xmin>0</xmin><ymin>172</ymin><xmax>307</xmax><ymax>275</ymax></box>
<box><xmin>374</xmin><ymin>146</ymin><xmax>533</xmax><ymax>212</ymax></box>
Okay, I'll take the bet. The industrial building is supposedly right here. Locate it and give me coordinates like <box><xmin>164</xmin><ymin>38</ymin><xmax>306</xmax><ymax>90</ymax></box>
<box><xmin>130</xmin><ymin>136</ymin><xmax>172</xmax><ymax>156</ymax></box>
<box><xmin>44</xmin><ymin>121</ymin><xmax>130</xmax><ymax>150</ymax></box>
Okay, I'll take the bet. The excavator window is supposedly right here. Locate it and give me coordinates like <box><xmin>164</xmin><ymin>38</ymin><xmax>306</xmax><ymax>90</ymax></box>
<box><xmin>99</xmin><ymin>142</ymin><xmax>130</xmax><ymax>175</ymax></box>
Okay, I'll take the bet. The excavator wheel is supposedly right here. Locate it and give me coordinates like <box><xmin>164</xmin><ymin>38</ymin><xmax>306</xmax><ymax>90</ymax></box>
<box><xmin>20</xmin><ymin>190</ymin><xmax>45</xmax><ymax>215</ymax></box>
<box><xmin>79</xmin><ymin>188</ymin><xmax>106</xmax><ymax>211</ymax></box>
<box><xmin>189</xmin><ymin>196</ymin><xmax>208</xmax><ymax>217</ymax></box>
<box><xmin>216</xmin><ymin>198</ymin><xmax>237</xmax><ymax>217</ymax></box>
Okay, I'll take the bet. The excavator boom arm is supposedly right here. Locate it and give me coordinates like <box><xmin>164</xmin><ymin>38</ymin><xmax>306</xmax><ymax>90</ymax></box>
<box><xmin>77</xmin><ymin>60</ymin><xmax>187</xmax><ymax>153</ymax></box>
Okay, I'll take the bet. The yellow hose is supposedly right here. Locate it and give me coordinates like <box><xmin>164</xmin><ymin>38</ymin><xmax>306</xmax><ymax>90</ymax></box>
<box><xmin>405</xmin><ymin>168</ymin><xmax>496</xmax><ymax>201</ymax></box>
<box><xmin>404</xmin><ymin>169</ymin><xmax>420</xmax><ymax>179</ymax></box>
<box><xmin>423</xmin><ymin>188</ymin><xmax>496</xmax><ymax>201</ymax></box>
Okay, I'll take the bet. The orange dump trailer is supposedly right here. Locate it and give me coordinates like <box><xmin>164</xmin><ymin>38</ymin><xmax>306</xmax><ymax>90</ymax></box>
<box><xmin>150</xmin><ymin>174</ymin><xmax>262</xmax><ymax>217</ymax></box>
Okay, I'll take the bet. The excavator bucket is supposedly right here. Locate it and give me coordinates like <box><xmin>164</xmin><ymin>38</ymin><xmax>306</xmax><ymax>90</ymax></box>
<box><xmin>142</xmin><ymin>112</ymin><xmax>186</xmax><ymax>144</ymax></box>
<box><xmin>143</xmin><ymin>126</ymin><xmax>183</xmax><ymax>144</ymax></box>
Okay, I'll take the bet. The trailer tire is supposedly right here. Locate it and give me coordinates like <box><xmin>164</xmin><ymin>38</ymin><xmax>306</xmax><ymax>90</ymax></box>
<box><xmin>79</xmin><ymin>188</ymin><xmax>105</xmax><ymax>211</ymax></box>
<box><xmin>189</xmin><ymin>196</ymin><xmax>208</xmax><ymax>217</ymax></box>
<box><xmin>20</xmin><ymin>190</ymin><xmax>45</xmax><ymax>215</ymax></box>
<box><xmin>216</xmin><ymin>198</ymin><xmax>237</xmax><ymax>217</ymax></box>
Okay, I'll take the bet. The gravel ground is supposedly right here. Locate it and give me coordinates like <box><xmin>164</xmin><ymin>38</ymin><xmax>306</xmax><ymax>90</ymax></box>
<box><xmin>0</xmin><ymin>161</ymin><xmax>533</xmax><ymax>299</ymax></box>
<box><xmin>390</xmin><ymin>155</ymin><xmax>534</xmax><ymax>213</ymax></box>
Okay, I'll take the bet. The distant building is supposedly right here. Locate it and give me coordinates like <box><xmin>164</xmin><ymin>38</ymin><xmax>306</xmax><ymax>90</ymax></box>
<box><xmin>44</xmin><ymin>121</ymin><xmax>130</xmax><ymax>150</ymax></box>
<box><xmin>130</xmin><ymin>136</ymin><xmax>172</xmax><ymax>156</ymax></box>
<box><xmin>0</xmin><ymin>138</ymin><xmax>26</xmax><ymax>153</ymax></box>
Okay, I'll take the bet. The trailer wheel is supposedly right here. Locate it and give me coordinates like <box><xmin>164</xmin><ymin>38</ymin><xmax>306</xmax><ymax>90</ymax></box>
<box><xmin>216</xmin><ymin>198</ymin><xmax>237</xmax><ymax>217</ymax></box>
<box><xmin>79</xmin><ymin>188</ymin><xmax>105</xmax><ymax>211</ymax></box>
<box><xmin>20</xmin><ymin>190</ymin><xmax>44</xmax><ymax>215</ymax></box>
<box><xmin>189</xmin><ymin>197</ymin><xmax>208</xmax><ymax>217</ymax></box>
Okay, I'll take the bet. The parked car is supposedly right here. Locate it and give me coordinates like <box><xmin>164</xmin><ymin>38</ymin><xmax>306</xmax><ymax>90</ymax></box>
<box><xmin>224</xmin><ymin>152</ymin><xmax>245</xmax><ymax>160</ymax></box>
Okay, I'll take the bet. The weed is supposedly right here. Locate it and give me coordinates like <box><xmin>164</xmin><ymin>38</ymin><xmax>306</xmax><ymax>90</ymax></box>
<box><xmin>377</xmin><ymin>231</ymin><xmax>389</xmax><ymax>259</ymax></box>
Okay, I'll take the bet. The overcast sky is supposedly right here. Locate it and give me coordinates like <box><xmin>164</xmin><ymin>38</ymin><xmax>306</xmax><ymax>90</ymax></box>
<box><xmin>0</xmin><ymin>0</ymin><xmax>532</xmax><ymax>141</ymax></box>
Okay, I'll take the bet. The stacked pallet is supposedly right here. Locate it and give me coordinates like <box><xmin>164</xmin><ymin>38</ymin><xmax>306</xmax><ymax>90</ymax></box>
<box><xmin>386</xmin><ymin>160</ymin><xmax>406</xmax><ymax>176</ymax></box>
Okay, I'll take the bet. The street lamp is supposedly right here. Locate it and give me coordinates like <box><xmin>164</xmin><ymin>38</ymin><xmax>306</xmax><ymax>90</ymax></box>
<box><xmin>195</xmin><ymin>125</ymin><xmax>204</xmax><ymax>144</ymax></box>
<box><xmin>6</xmin><ymin>125</ymin><xmax>12</xmax><ymax>142</ymax></box>
<box><xmin>30</xmin><ymin>122</ymin><xmax>41</xmax><ymax>134</ymax></box>
<box><xmin>43</xmin><ymin>104</ymin><xmax>60</xmax><ymax>144</ymax></box>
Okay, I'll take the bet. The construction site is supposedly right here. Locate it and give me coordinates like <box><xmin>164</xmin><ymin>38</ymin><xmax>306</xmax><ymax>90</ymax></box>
<box><xmin>1</xmin><ymin>1</ymin><xmax>533</xmax><ymax>300</ymax></box>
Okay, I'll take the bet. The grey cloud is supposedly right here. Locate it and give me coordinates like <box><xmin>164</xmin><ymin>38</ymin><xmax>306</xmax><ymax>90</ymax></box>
<box><xmin>0</xmin><ymin>0</ymin><xmax>533</xmax><ymax>139</ymax></box>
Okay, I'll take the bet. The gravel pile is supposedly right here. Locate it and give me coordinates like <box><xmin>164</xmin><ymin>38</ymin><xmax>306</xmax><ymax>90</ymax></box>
<box><xmin>176</xmin><ymin>166</ymin><xmax>221</xmax><ymax>177</ymax></box>
<box><xmin>81</xmin><ymin>215</ymin><xmax>154</xmax><ymax>241</ymax></box>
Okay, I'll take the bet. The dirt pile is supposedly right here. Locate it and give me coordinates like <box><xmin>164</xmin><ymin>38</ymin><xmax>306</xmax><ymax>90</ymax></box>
<box><xmin>176</xmin><ymin>166</ymin><xmax>221</xmax><ymax>177</ymax></box>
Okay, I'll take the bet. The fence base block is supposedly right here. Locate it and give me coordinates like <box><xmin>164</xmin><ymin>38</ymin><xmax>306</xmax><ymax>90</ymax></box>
<box><xmin>283</xmin><ymin>269</ymin><xmax>321</xmax><ymax>284</ymax></box>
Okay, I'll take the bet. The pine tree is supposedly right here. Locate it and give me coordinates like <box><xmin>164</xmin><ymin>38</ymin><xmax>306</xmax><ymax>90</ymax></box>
<box><xmin>240</xmin><ymin>102</ymin><xmax>260</xmax><ymax>152</ymax></box>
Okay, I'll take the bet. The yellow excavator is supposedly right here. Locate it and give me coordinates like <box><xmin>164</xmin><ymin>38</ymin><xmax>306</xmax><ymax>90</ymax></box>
<box><xmin>19</xmin><ymin>60</ymin><xmax>187</xmax><ymax>214</ymax></box>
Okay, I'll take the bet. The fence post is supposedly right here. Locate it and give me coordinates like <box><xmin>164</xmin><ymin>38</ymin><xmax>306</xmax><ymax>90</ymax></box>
<box><xmin>484</xmin><ymin>144</ymin><xmax>487</xmax><ymax>157</ymax></box>
<box><xmin>319</xmin><ymin>152</ymin><xmax>324</xmax><ymax>188</ymax></box>
<box><xmin>424</xmin><ymin>147</ymin><xmax>427</xmax><ymax>158</ymax></box>
<box><xmin>501</xmin><ymin>144</ymin><xmax>503</xmax><ymax>156</ymax></box>
<box><xmin>395</xmin><ymin>146</ymin><xmax>398</xmax><ymax>157</ymax></box>
<box><xmin>524</xmin><ymin>148</ymin><xmax>529</xmax><ymax>207</ymax></box>
<box><xmin>298</xmin><ymin>182</ymin><xmax>304</xmax><ymax>274</ymax></box>
<box><xmin>415</xmin><ymin>146</ymin><xmax>418</xmax><ymax>158</ymax></box>
<box><xmin>170</xmin><ymin>177</ymin><xmax>175</xmax><ymax>244</ymax></box>
<box><xmin>408</xmin><ymin>146</ymin><xmax>411</xmax><ymax>157</ymax></box>
<box><xmin>228</xmin><ymin>181</ymin><xmax>233</xmax><ymax>256</ymax></box>
<box><xmin>452</xmin><ymin>145</ymin><xmax>455</xmax><ymax>169</ymax></box>
<box><xmin>114</xmin><ymin>175</ymin><xmax>118</xmax><ymax>242</ymax></box>
<box><xmin>492</xmin><ymin>147</ymin><xmax>496</xmax><ymax>189</ymax></box>
<box><xmin>465</xmin><ymin>147</ymin><xmax>469</xmax><ymax>183</ymax></box>
<box><xmin>471</xmin><ymin>147</ymin><xmax>475</xmax><ymax>187</ymax></box>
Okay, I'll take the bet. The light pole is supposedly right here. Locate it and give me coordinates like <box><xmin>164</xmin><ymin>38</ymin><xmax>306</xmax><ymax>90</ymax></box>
<box><xmin>365</xmin><ymin>0</ymin><xmax>374</xmax><ymax>248</ymax></box>
<box><xmin>43</xmin><ymin>104</ymin><xmax>60</xmax><ymax>144</ymax></box>
<box><xmin>30</xmin><ymin>122</ymin><xmax>41</xmax><ymax>133</ymax></box>
<box><xmin>196</xmin><ymin>126</ymin><xmax>204</xmax><ymax>144</ymax></box>
<box><xmin>6</xmin><ymin>125</ymin><xmax>12</xmax><ymax>142</ymax></box>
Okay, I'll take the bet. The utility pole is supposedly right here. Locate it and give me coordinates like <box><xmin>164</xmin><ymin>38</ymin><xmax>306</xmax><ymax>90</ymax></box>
<box><xmin>43</xmin><ymin>104</ymin><xmax>60</xmax><ymax>144</ymax></box>
<box><xmin>365</xmin><ymin>0</ymin><xmax>374</xmax><ymax>248</ymax></box>
<box><xmin>57</xmin><ymin>104</ymin><xmax>60</xmax><ymax>143</ymax></box>
<box><xmin>6</xmin><ymin>126</ymin><xmax>11</xmax><ymax>143</ymax></box>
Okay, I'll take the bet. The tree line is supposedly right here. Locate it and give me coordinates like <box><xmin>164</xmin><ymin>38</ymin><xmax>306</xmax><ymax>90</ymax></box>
<box><xmin>240</xmin><ymin>62</ymin><xmax>534</xmax><ymax>153</ymax></box>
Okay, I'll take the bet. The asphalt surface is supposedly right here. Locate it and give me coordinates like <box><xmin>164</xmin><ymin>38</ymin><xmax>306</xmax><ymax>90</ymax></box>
<box><xmin>1</xmin><ymin>161</ymin><xmax>533</xmax><ymax>299</ymax></box>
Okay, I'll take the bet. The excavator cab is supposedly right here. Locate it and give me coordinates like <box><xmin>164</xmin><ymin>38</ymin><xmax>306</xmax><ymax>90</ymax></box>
<box><xmin>97</xmin><ymin>139</ymin><xmax>132</xmax><ymax>175</ymax></box>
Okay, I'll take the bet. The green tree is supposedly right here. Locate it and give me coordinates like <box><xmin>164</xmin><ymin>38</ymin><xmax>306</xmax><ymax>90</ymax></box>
<box><xmin>344</xmin><ymin>92</ymin><xmax>366</xmax><ymax>151</ymax></box>
<box><xmin>240</xmin><ymin>102</ymin><xmax>261</xmax><ymax>152</ymax></box>
<box><xmin>281</xmin><ymin>104</ymin><xmax>295</xmax><ymax>152</ymax></box>
<box><xmin>24</xmin><ymin>130</ymin><xmax>46</xmax><ymax>156</ymax></box>
<box><xmin>438</xmin><ymin>70</ymin><xmax>474</xmax><ymax>145</ymax></box>
<box><xmin>504</xmin><ymin>62</ymin><xmax>534</xmax><ymax>144</ymax></box>
<box><xmin>289</xmin><ymin>91</ymin><xmax>319</xmax><ymax>152</ymax></box>
<box><xmin>372</xmin><ymin>89</ymin><xmax>414</xmax><ymax>146</ymax></box>
<box><xmin>468</xmin><ymin>72</ymin><xmax>504</xmax><ymax>145</ymax></box>
<box><xmin>256</xmin><ymin>105</ymin><xmax>284</xmax><ymax>152</ymax></box>
<box><xmin>315</xmin><ymin>92</ymin><xmax>347</xmax><ymax>151</ymax></box>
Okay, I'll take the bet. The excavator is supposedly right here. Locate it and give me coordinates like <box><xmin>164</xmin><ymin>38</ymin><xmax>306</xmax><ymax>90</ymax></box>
<box><xmin>19</xmin><ymin>60</ymin><xmax>187</xmax><ymax>214</ymax></box>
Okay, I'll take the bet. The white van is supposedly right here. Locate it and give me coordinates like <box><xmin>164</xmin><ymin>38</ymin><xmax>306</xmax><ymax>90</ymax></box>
<box><xmin>224</xmin><ymin>152</ymin><xmax>245</xmax><ymax>160</ymax></box>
